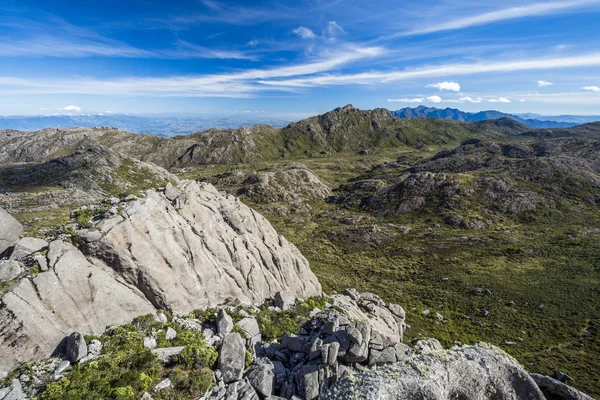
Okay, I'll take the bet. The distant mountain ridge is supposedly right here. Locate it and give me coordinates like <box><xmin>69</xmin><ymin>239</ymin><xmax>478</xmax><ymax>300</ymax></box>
<box><xmin>392</xmin><ymin>106</ymin><xmax>600</xmax><ymax>128</ymax></box>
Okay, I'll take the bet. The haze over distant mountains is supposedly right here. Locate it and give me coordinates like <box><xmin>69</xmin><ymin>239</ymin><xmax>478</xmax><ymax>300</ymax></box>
<box><xmin>0</xmin><ymin>113</ymin><xmax>301</xmax><ymax>137</ymax></box>
<box><xmin>392</xmin><ymin>106</ymin><xmax>600</xmax><ymax>128</ymax></box>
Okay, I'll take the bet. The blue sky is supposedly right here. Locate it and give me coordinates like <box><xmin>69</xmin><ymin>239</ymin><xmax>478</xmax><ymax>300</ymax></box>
<box><xmin>2</xmin><ymin>0</ymin><xmax>600</xmax><ymax>116</ymax></box>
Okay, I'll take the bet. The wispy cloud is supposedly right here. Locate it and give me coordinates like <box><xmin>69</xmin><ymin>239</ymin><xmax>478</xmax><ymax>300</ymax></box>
<box><xmin>537</xmin><ymin>80</ymin><xmax>554</xmax><ymax>87</ymax></box>
<box><xmin>426</xmin><ymin>81</ymin><xmax>460</xmax><ymax>91</ymax></box>
<box><xmin>61</xmin><ymin>105</ymin><xmax>81</xmax><ymax>112</ymax></box>
<box><xmin>293</xmin><ymin>26</ymin><xmax>317</xmax><ymax>39</ymax></box>
<box><xmin>459</xmin><ymin>96</ymin><xmax>483</xmax><ymax>103</ymax></box>
<box><xmin>393</xmin><ymin>1</ymin><xmax>600</xmax><ymax>37</ymax></box>
<box><xmin>325</xmin><ymin>21</ymin><xmax>345</xmax><ymax>42</ymax></box>
<box><xmin>583</xmin><ymin>85</ymin><xmax>600</xmax><ymax>91</ymax></box>
<box><xmin>259</xmin><ymin>52</ymin><xmax>600</xmax><ymax>87</ymax></box>
<box><xmin>388</xmin><ymin>95</ymin><xmax>441</xmax><ymax>103</ymax></box>
<box><xmin>488</xmin><ymin>97</ymin><xmax>511</xmax><ymax>103</ymax></box>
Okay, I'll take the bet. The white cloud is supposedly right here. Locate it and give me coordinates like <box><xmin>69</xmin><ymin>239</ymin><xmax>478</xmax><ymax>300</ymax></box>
<box><xmin>488</xmin><ymin>97</ymin><xmax>511</xmax><ymax>103</ymax></box>
<box><xmin>520</xmin><ymin>99</ymin><xmax>526</xmax><ymax>102</ymax></box>
<box><xmin>259</xmin><ymin>53</ymin><xmax>600</xmax><ymax>88</ymax></box>
<box><xmin>293</xmin><ymin>26</ymin><xmax>316</xmax><ymax>39</ymax></box>
<box><xmin>459</xmin><ymin>96</ymin><xmax>483</xmax><ymax>103</ymax></box>
<box><xmin>387</xmin><ymin>95</ymin><xmax>441</xmax><ymax>103</ymax></box>
<box><xmin>398</xmin><ymin>1</ymin><xmax>599</xmax><ymax>37</ymax></box>
<box><xmin>426</xmin><ymin>81</ymin><xmax>460</xmax><ymax>91</ymax></box>
<box><xmin>537</xmin><ymin>80</ymin><xmax>554</xmax><ymax>87</ymax></box>
<box><xmin>246</xmin><ymin>40</ymin><xmax>259</xmax><ymax>47</ymax></box>
<box><xmin>326</xmin><ymin>21</ymin><xmax>345</xmax><ymax>42</ymax></box>
<box><xmin>61</xmin><ymin>105</ymin><xmax>82</xmax><ymax>112</ymax></box>
<box><xmin>387</xmin><ymin>98</ymin><xmax>424</xmax><ymax>103</ymax></box>
<box><xmin>583</xmin><ymin>85</ymin><xmax>600</xmax><ymax>92</ymax></box>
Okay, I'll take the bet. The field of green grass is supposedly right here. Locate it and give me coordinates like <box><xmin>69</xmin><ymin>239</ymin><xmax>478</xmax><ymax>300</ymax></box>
<box><xmin>187</xmin><ymin>146</ymin><xmax>600</xmax><ymax>397</ymax></box>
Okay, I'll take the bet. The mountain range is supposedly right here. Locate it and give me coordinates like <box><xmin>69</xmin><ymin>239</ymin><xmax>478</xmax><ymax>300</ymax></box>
<box><xmin>392</xmin><ymin>106</ymin><xmax>600</xmax><ymax>128</ymax></box>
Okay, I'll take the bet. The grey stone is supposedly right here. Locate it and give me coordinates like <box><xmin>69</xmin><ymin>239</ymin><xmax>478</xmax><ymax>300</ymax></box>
<box><xmin>0</xmin><ymin>379</ymin><xmax>25</xmax><ymax>400</ymax></box>
<box><xmin>321</xmin><ymin>342</ymin><xmax>340</xmax><ymax>365</ymax></box>
<box><xmin>368</xmin><ymin>347</ymin><xmax>397</xmax><ymax>366</ymax></box>
<box><xmin>165</xmin><ymin>327</ymin><xmax>177</xmax><ymax>340</ymax></box>
<box><xmin>78</xmin><ymin>229</ymin><xmax>102</xmax><ymax>243</ymax></box>
<box><xmin>246</xmin><ymin>359</ymin><xmax>274</xmax><ymax>397</ymax></box>
<box><xmin>9</xmin><ymin>237</ymin><xmax>48</xmax><ymax>261</ymax></box>
<box><xmin>153</xmin><ymin>378</ymin><xmax>172</xmax><ymax>391</ymax></box>
<box><xmin>219</xmin><ymin>333</ymin><xmax>246</xmax><ymax>384</ymax></box>
<box><xmin>88</xmin><ymin>340</ymin><xmax>102</xmax><ymax>355</ymax></box>
<box><xmin>0</xmin><ymin>260</ymin><xmax>22</xmax><ymax>282</ymax></box>
<box><xmin>324</xmin><ymin>345</ymin><xmax>546</xmax><ymax>400</ymax></box>
<box><xmin>53</xmin><ymin>360</ymin><xmax>71</xmax><ymax>377</ymax></box>
<box><xmin>414</xmin><ymin>338</ymin><xmax>443</xmax><ymax>353</ymax></box>
<box><xmin>283</xmin><ymin>334</ymin><xmax>306</xmax><ymax>352</ymax></box>
<box><xmin>151</xmin><ymin>347</ymin><xmax>185</xmax><ymax>365</ymax></box>
<box><xmin>66</xmin><ymin>332</ymin><xmax>87</xmax><ymax>363</ymax></box>
<box><xmin>342</xmin><ymin>322</ymin><xmax>370</xmax><ymax>363</ymax></box>
<box><xmin>157</xmin><ymin>313</ymin><xmax>168</xmax><ymax>324</ymax></box>
<box><xmin>530</xmin><ymin>373</ymin><xmax>595</xmax><ymax>400</ymax></box>
<box><xmin>34</xmin><ymin>255</ymin><xmax>48</xmax><ymax>272</ymax></box>
<box><xmin>238</xmin><ymin>317</ymin><xmax>261</xmax><ymax>346</ymax></box>
<box><xmin>274</xmin><ymin>291</ymin><xmax>296</xmax><ymax>310</ymax></box>
<box><xmin>164</xmin><ymin>182</ymin><xmax>182</xmax><ymax>201</ymax></box>
<box><xmin>0</xmin><ymin>207</ymin><xmax>22</xmax><ymax>256</ymax></box>
<box><xmin>302</xmin><ymin>364</ymin><xmax>323</xmax><ymax>400</ymax></box>
<box><xmin>140</xmin><ymin>393</ymin><xmax>153</xmax><ymax>400</ymax></box>
<box><xmin>217</xmin><ymin>309</ymin><xmax>234</xmax><ymax>336</ymax></box>
<box><xmin>394</xmin><ymin>342</ymin><xmax>411</xmax><ymax>361</ymax></box>
<box><xmin>144</xmin><ymin>337</ymin><xmax>157</xmax><ymax>349</ymax></box>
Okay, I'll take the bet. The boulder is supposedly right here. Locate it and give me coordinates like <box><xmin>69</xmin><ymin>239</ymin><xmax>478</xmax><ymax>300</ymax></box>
<box><xmin>217</xmin><ymin>310</ymin><xmax>234</xmax><ymax>336</ymax></box>
<box><xmin>0</xmin><ymin>260</ymin><xmax>22</xmax><ymax>282</ymax></box>
<box><xmin>0</xmin><ymin>207</ymin><xmax>22</xmax><ymax>256</ymax></box>
<box><xmin>66</xmin><ymin>332</ymin><xmax>87</xmax><ymax>363</ymax></box>
<box><xmin>324</xmin><ymin>345</ymin><xmax>546</xmax><ymax>399</ymax></box>
<box><xmin>238</xmin><ymin>317</ymin><xmax>261</xmax><ymax>347</ymax></box>
<box><xmin>9</xmin><ymin>237</ymin><xmax>48</xmax><ymax>261</ymax></box>
<box><xmin>85</xmin><ymin>181</ymin><xmax>322</xmax><ymax>313</ymax></box>
<box><xmin>0</xmin><ymin>241</ymin><xmax>155</xmax><ymax>376</ymax></box>
<box><xmin>165</xmin><ymin>327</ymin><xmax>177</xmax><ymax>340</ymax></box>
<box><xmin>77</xmin><ymin>229</ymin><xmax>102</xmax><ymax>243</ymax></box>
<box><xmin>153</xmin><ymin>378</ymin><xmax>172</xmax><ymax>391</ymax></box>
<box><xmin>151</xmin><ymin>347</ymin><xmax>185</xmax><ymax>365</ymax></box>
<box><xmin>246</xmin><ymin>359</ymin><xmax>274</xmax><ymax>397</ymax></box>
<box><xmin>530</xmin><ymin>373</ymin><xmax>595</xmax><ymax>400</ymax></box>
<box><xmin>219</xmin><ymin>333</ymin><xmax>246</xmax><ymax>383</ymax></box>
<box><xmin>368</xmin><ymin>346</ymin><xmax>397</xmax><ymax>366</ymax></box>
<box><xmin>0</xmin><ymin>379</ymin><xmax>25</xmax><ymax>400</ymax></box>
<box><xmin>274</xmin><ymin>291</ymin><xmax>296</xmax><ymax>310</ymax></box>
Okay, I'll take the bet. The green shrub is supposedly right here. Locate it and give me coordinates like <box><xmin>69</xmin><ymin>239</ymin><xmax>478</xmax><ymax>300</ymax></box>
<box><xmin>176</xmin><ymin>342</ymin><xmax>218</xmax><ymax>370</ymax></box>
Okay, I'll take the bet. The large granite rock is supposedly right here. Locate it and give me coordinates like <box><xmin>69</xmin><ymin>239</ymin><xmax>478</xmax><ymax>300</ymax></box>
<box><xmin>324</xmin><ymin>344</ymin><xmax>546</xmax><ymax>400</ymax></box>
<box><xmin>9</xmin><ymin>237</ymin><xmax>48</xmax><ymax>261</ymax></box>
<box><xmin>85</xmin><ymin>181</ymin><xmax>322</xmax><ymax>313</ymax></box>
<box><xmin>0</xmin><ymin>241</ymin><xmax>155</xmax><ymax>376</ymax></box>
<box><xmin>0</xmin><ymin>181</ymin><xmax>321</xmax><ymax>377</ymax></box>
<box><xmin>0</xmin><ymin>207</ymin><xmax>22</xmax><ymax>255</ymax></box>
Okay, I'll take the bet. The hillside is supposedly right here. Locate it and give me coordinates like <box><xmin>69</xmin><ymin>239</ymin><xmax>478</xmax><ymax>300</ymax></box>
<box><xmin>0</xmin><ymin>106</ymin><xmax>599</xmax><ymax>398</ymax></box>
<box><xmin>393</xmin><ymin>106</ymin><xmax>583</xmax><ymax>128</ymax></box>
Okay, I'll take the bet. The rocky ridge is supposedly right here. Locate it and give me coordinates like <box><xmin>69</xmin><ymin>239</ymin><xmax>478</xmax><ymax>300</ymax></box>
<box><xmin>0</xmin><ymin>180</ymin><xmax>321</xmax><ymax>376</ymax></box>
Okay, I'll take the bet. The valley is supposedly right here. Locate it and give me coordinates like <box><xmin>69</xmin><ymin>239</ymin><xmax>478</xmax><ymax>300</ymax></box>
<box><xmin>0</xmin><ymin>106</ymin><xmax>599</xmax><ymax>398</ymax></box>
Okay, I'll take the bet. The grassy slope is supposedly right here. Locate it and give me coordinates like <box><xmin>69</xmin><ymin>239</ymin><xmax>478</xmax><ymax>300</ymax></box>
<box><xmin>186</xmin><ymin>146</ymin><xmax>600</xmax><ymax>397</ymax></box>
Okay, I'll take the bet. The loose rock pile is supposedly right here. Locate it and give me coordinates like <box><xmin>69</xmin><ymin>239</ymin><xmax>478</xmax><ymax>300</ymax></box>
<box><xmin>207</xmin><ymin>289</ymin><xmax>408</xmax><ymax>400</ymax></box>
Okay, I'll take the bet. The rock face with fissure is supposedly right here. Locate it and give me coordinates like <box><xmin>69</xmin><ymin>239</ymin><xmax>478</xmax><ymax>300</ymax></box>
<box><xmin>85</xmin><ymin>181</ymin><xmax>322</xmax><ymax>313</ymax></box>
<box><xmin>0</xmin><ymin>181</ymin><xmax>321</xmax><ymax>376</ymax></box>
<box><xmin>324</xmin><ymin>344</ymin><xmax>547</xmax><ymax>400</ymax></box>
<box><xmin>0</xmin><ymin>207</ymin><xmax>22</xmax><ymax>256</ymax></box>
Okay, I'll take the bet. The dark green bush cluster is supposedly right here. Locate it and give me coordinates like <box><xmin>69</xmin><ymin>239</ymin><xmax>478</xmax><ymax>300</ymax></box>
<box><xmin>40</xmin><ymin>316</ymin><xmax>217</xmax><ymax>400</ymax></box>
<box><xmin>257</xmin><ymin>296</ymin><xmax>329</xmax><ymax>342</ymax></box>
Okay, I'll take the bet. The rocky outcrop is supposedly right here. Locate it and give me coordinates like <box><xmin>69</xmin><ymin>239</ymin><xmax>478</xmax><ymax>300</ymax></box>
<box><xmin>209</xmin><ymin>290</ymin><xmax>408</xmax><ymax>400</ymax></box>
<box><xmin>324</xmin><ymin>344</ymin><xmax>546</xmax><ymax>400</ymax></box>
<box><xmin>239</xmin><ymin>163</ymin><xmax>331</xmax><ymax>204</ymax></box>
<box><xmin>0</xmin><ymin>240</ymin><xmax>155</xmax><ymax>377</ymax></box>
<box><xmin>0</xmin><ymin>207</ymin><xmax>22</xmax><ymax>255</ymax></box>
<box><xmin>85</xmin><ymin>181</ymin><xmax>322</xmax><ymax>313</ymax></box>
<box><xmin>0</xmin><ymin>181</ymin><xmax>321</xmax><ymax>376</ymax></box>
<box><xmin>531</xmin><ymin>373</ymin><xmax>596</xmax><ymax>400</ymax></box>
